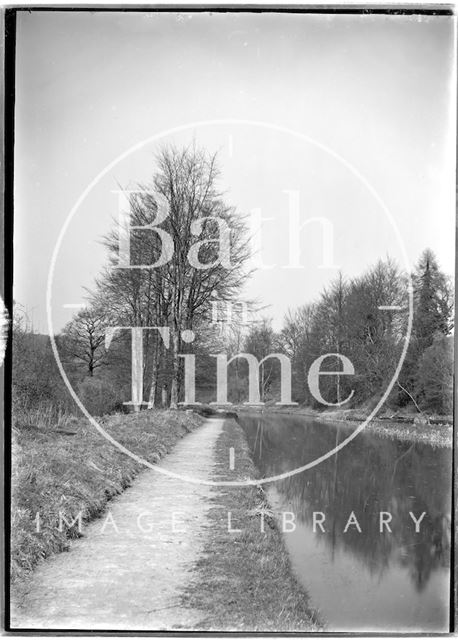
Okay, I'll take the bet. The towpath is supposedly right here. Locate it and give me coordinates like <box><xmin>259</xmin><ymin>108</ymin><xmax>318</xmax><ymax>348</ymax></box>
<box><xmin>12</xmin><ymin>418</ymin><xmax>224</xmax><ymax>631</ymax></box>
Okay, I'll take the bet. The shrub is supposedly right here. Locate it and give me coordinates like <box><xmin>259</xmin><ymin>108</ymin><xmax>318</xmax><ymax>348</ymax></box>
<box><xmin>416</xmin><ymin>335</ymin><xmax>453</xmax><ymax>414</ymax></box>
<box><xmin>76</xmin><ymin>376</ymin><xmax>124</xmax><ymax>416</ymax></box>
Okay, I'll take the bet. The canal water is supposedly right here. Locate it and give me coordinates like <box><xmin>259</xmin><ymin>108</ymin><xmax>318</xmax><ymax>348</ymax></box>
<box><xmin>237</xmin><ymin>413</ymin><xmax>451</xmax><ymax>632</ymax></box>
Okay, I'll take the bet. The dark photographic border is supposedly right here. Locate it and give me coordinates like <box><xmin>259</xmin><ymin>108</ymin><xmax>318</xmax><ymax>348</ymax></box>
<box><xmin>2</xmin><ymin>5</ymin><xmax>456</xmax><ymax>635</ymax></box>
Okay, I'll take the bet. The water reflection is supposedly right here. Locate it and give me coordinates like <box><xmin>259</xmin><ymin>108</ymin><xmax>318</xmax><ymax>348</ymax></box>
<box><xmin>238</xmin><ymin>414</ymin><xmax>451</xmax><ymax>631</ymax></box>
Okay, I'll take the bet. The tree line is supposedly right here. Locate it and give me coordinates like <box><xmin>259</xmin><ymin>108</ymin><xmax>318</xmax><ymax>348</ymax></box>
<box><xmin>243</xmin><ymin>249</ymin><xmax>453</xmax><ymax>414</ymax></box>
<box><xmin>13</xmin><ymin>144</ymin><xmax>454</xmax><ymax>418</ymax></box>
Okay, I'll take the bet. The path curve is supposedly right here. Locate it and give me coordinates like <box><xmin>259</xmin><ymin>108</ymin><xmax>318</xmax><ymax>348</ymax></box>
<box><xmin>12</xmin><ymin>418</ymin><xmax>224</xmax><ymax>630</ymax></box>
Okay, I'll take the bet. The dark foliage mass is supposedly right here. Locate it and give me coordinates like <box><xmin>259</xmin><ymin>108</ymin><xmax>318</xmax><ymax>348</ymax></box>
<box><xmin>238</xmin><ymin>250</ymin><xmax>453</xmax><ymax>414</ymax></box>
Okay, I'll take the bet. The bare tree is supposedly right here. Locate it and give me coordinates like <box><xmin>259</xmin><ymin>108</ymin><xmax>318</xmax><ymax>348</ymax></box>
<box><xmin>152</xmin><ymin>144</ymin><xmax>251</xmax><ymax>406</ymax></box>
<box><xmin>94</xmin><ymin>143</ymin><xmax>252</xmax><ymax>407</ymax></box>
<box><xmin>244</xmin><ymin>319</ymin><xmax>279</xmax><ymax>402</ymax></box>
<box><xmin>61</xmin><ymin>307</ymin><xmax>107</xmax><ymax>377</ymax></box>
<box><xmin>280</xmin><ymin>303</ymin><xmax>315</xmax><ymax>403</ymax></box>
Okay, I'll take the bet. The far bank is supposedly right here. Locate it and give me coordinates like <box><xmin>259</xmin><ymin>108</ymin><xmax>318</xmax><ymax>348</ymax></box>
<box><xmin>226</xmin><ymin>404</ymin><xmax>453</xmax><ymax>448</ymax></box>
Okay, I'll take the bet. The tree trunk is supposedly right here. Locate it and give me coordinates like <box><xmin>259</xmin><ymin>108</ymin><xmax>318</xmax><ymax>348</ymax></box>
<box><xmin>169</xmin><ymin>329</ymin><xmax>180</xmax><ymax>409</ymax></box>
<box><xmin>148</xmin><ymin>361</ymin><xmax>158</xmax><ymax>408</ymax></box>
<box><xmin>147</xmin><ymin>332</ymin><xmax>160</xmax><ymax>408</ymax></box>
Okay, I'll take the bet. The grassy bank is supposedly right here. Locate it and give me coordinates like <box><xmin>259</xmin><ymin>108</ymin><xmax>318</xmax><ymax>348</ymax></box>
<box><xmin>327</xmin><ymin>414</ymin><xmax>453</xmax><ymax>447</ymax></box>
<box><xmin>11</xmin><ymin>409</ymin><xmax>202</xmax><ymax>591</ymax></box>
<box><xmin>181</xmin><ymin>419</ymin><xmax>321</xmax><ymax>632</ymax></box>
<box><xmin>236</xmin><ymin>405</ymin><xmax>452</xmax><ymax>448</ymax></box>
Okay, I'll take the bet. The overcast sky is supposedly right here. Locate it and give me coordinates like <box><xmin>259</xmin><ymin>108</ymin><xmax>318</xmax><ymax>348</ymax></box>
<box><xmin>14</xmin><ymin>11</ymin><xmax>455</xmax><ymax>333</ymax></box>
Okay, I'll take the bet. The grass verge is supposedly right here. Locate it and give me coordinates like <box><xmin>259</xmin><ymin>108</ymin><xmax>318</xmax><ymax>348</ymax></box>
<box><xmin>11</xmin><ymin>409</ymin><xmax>202</xmax><ymax>593</ymax></box>
<box><xmin>181</xmin><ymin>419</ymin><xmax>321</xmax><ymax>632</ymax></box>
<box><xmin>355</xmin><ymin>418</ymin><xmax>452</xmax><ymax>447</ymax></box>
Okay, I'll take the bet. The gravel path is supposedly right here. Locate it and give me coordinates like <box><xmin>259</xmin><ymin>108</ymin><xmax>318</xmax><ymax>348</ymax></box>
<box><xmin>12</xmin><ymin>418</ymin><xmax>224</xmax><ymax>631</ymax></box>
